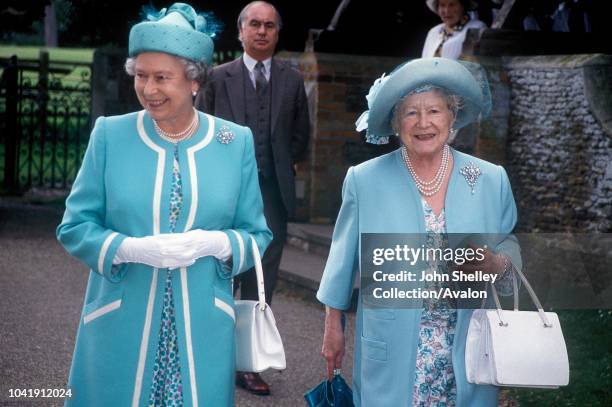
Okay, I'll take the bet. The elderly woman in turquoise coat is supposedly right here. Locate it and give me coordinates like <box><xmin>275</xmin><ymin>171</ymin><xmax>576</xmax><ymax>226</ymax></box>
<box><xmin>57</xmin><ymin>3</ymin><xmax>271</xmax><ymax>406</ymax></box>
<box><xmin>317</xmin><ymin>58</ymin><xmax>521</xmax><ymax>406</ymax></box>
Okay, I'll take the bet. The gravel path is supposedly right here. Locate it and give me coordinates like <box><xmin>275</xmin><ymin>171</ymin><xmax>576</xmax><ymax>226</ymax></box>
<box><xmin>0</xmin><ymin>200</ymin><xmax>354</xmax><ymax>406</ymax></box>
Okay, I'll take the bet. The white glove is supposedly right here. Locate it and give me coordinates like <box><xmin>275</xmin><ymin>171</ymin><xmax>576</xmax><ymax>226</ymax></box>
<box><xmin>177</xmin><ymin>229</ymin><xmax>232</xmax><ymax>262</ymax></box>
<box><xmin>113</xmin><ymin>234</ymin><xmax>197</xmax><ymax>269</ymax></box>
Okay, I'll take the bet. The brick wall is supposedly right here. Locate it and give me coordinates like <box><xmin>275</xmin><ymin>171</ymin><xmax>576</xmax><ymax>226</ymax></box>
<box><xmin>278</xmin><ymin>52</ymin><xmax>403</xmax><ymax>222</ymax></box>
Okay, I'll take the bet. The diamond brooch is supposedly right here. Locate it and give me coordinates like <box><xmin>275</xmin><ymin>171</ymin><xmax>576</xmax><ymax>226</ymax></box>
<box><xmin>216</xmin><ymin>125</ymin><xmax>234</xmax><ymax>144</ymax></box>
<box><xmin>460</xmin><ymin>162</ymin><xmax>481</xmax><ymax>194</ymax></box>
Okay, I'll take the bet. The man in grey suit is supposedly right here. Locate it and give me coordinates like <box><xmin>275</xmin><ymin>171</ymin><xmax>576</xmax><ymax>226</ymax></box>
<box><xmin>196</xmin><ymin>1</ymin><xmax>310</xmax><ymax>395</ymax></box>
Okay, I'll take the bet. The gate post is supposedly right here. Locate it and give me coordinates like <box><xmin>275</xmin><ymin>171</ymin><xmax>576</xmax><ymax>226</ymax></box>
<box><xmin>38</xmin><ymin>50</ymin><xmax>49</xmax><ymax>186</ymax></box>
<box><xmin>3</xmin><ymin>55</ymin><xmax>18</xmax><ymax>190</ymax></box>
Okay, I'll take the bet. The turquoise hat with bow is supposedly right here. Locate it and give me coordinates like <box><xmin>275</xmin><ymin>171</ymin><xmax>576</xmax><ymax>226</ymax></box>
<box><xmin>129</xmin><ymin>2</ymin><xmax>221</xmax><ymax>64</ymax></box>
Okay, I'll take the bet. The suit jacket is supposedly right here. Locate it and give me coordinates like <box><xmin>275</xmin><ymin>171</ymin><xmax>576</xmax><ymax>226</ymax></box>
<box><xmin>196</xmin><ymin>56</ymin><xmax>310</xmax><ymax>216</ymax></box>
<box><xmin>317</xmin><ymin>148</ymin><xmax>521</xmax><ymax>407</ymax></box>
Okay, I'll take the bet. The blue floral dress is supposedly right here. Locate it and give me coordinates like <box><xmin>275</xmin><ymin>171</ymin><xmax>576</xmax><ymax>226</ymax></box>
<box><xmin>412</xmin><ymin>199</ymin><xmax>514</xmax><ymax>406</ymax></box>
<box><xmin>148</xmin><ymin>145</ymin><xmax>184</xmax><ymax>407</ymax></box>
<box><xmin>412</xmin><ymin>199</ymin><xmax>458</xmax><ymax>406</ymax></box>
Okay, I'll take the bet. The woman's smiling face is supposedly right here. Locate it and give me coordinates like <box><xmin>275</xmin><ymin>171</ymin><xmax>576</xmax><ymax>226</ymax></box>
<box><xmin>133</xmin><ymin>52</ymin><xmax>197</xmax><ymax>125</ymax></box>
<box><xmin>397</xmin><ymin>90</ymin><xmax>455</xmax><ymax>158</ymax></box>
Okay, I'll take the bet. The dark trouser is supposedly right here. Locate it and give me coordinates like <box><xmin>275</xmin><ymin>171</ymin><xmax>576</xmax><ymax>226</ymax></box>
<box><xmin>235</xmin><ymin>174</ymin><xmax>287</xmax><ymax>305</ymax></box>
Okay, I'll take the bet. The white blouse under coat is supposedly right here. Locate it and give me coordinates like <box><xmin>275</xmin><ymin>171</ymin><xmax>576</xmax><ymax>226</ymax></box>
<box><xmin>422</xmin><ymin>19</ymin><xmax>487</xmax><ymax>60</ymax></box>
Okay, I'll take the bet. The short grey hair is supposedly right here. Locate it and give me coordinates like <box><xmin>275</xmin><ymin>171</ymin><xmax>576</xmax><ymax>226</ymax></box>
<box><xmin>237</xmin><ymin>1</ymin><xmax>283</xmax><ymax>32</ymax></box>
<box><xmin>390</xmin><ymin>87</ymin><xmax>463</xmax><ymax>142</ymax></box>
<box><xmin>124</xmin><ymin>56</ymin><xmax>208</xmax><ymax>84</ymax></box>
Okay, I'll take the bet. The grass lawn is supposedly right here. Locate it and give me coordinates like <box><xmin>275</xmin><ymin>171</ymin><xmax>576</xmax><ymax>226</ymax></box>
<box><xmin>0</xmin><ymin>45</ymin><xmax>94</xmax><ymax>63</ymax></box>
<box><xmin>509</xmin><ymin>309</ymin><xmax>612</xmax><ymax>406</ymax></box>
<box><xmin>0</xmin><ymin>46</ymin><xmax>94</xmax><ymax>85</ymax></box>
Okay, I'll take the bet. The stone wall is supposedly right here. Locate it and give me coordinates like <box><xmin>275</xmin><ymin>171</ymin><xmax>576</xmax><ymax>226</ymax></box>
<box><xmin>504</xmin><ymin>55</ymin><xmax>612</xmax><ymax>232</ymax></box>
<box><xmin>477</xmin><ymin>57</ymin><xmax>512</xmax><ymax>165</ymax></box>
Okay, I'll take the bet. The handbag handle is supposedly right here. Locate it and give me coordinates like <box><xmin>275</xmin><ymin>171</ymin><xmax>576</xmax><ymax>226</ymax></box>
<box><xmin>249</xmin><ymin>235</ymin><xmax>267</xmax><ymax>311</ymax></box>
<box><xmin>488</xmin><ymin>266</ymin><xmax>552</xmax><ymax>328</ymax></box>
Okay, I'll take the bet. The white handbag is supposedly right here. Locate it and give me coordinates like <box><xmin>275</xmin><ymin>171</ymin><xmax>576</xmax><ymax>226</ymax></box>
<box><xmin>234</xmin><ymin>236</ymin><xmax>286</xmax><ymax>372</ymax></box>
<box><xmin>465</xmin><ymin>267</ymin><xmax>570</xmax><ymax>388</ymax></box>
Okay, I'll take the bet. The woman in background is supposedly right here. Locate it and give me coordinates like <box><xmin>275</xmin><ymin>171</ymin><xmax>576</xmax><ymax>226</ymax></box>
<box><xmin>422</xmin><ymin>0</ymin><xmax>487</xmax><ymax>59</ymax></box>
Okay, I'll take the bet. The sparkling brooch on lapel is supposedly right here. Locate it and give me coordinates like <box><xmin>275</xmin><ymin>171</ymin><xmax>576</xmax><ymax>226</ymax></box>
<box><xmin>460</xmin><ymin>162</ymin><xmax>482</xmax><ymax>194</ymax></box>
<box><xmin>216</xmin><ymin>125</ymin><xmax>234</xmax><ymax>144</ymax></box>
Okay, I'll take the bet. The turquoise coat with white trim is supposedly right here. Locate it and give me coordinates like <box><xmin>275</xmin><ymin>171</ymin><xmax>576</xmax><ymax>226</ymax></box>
<box><xmin>57</xmin><ymin>110</ymin><xmax>272</xmax><ymax>407</ymax></box>
<box><xmin>316</xmin><ymin>148</ymin><xmax>521</xmax><ymax>407</ymax></box>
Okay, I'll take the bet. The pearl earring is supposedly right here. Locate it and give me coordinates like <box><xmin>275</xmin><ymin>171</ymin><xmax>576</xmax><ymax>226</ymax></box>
<box><xmin>192</xmin><ymin>90</ymin><xmax>197</xmax><ymax>97</ymax></box>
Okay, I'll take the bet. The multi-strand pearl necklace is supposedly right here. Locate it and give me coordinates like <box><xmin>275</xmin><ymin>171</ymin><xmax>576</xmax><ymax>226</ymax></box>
<box><xmin>402</xmin><ymin>144</ymin><xmax>450</xmax><ymax>197</ymax></box>
<box><xmin>153</xmin><ymin>108</ymin><xmax>199</xmax><ymax>143</ymax></box>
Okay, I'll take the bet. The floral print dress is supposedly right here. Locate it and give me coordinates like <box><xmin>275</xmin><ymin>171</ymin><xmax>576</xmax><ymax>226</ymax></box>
<box><xmin>148</xmin><ymin>145</ymin><xmax>184</xmax><ymax>407</ymax></box>
<box><xmin>412</xmin><ymin>199</ymin><xmax>458</xmax><ymax>406</ymax></box>
<box><xmin>412</xmin><ymin>198</ymin><xmax>514</xmax><ymax>406</ymax></box>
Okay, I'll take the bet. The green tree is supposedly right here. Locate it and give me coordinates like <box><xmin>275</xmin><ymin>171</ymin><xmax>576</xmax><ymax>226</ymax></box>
<box><xmin>0</xmin><ymin>0</ymin><xmax>51</xmax><ymax>43</ymax></box>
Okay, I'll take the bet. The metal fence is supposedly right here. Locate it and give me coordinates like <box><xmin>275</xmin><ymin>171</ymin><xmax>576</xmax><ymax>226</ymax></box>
<box><xmin>0</xmin><ymin>51</ymin><xmax>92</xmax><ymax>191</ymax></box>
<box><xmin>0</xmin><ymin>48</ymin><xmax>243</xmax><ymax>192</ymax></box>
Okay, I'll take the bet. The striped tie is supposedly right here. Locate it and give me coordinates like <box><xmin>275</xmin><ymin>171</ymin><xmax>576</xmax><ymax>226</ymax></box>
<box><xmin>255</xmin><ymin>61</ymin><xmax>268</xmax><ymax>95</ymax></box>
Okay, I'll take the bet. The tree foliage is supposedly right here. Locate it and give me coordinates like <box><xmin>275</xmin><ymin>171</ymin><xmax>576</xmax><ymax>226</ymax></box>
<box><xmin>0</xmin><ymin>0</ymin><xmax>51</xmax><ymax>40</ymax></box>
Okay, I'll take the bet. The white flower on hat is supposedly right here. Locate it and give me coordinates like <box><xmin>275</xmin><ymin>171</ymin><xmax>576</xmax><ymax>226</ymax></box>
<box><xmin>355</xmin><ymin>73</ymin><xmax>389</xmax><ymax>133</ymax></box>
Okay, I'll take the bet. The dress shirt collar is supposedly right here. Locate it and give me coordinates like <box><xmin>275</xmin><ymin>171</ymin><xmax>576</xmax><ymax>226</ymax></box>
<box><xmin>242</xmin><ymin>52</ymin><xmax>272</xmax><ymax>81</ymax></box>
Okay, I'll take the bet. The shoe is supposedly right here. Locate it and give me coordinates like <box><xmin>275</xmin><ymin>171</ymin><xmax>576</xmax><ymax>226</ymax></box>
<box><xmin>236</xmin><ymin>371</ymin><xmax>270</xmax><ymax>395</ymax></box>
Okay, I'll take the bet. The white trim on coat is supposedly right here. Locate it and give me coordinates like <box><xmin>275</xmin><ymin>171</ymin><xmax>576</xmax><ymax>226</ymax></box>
<box><xmin>230</xmin><ymin>230</ymin><xmax>245</xmax><ymax>271</ymax></box>
<box><xmin>184</xmin><ymin>113</ymin><xmax>215</xmax><ymax>232</ymax></box>
<box><xmin>178</xmin><ymin>113</ymin><xmax>213</xmax><ymax>407</ymax></box>
<box><xmin>136</xmin><ymin>110</ymin><xmax>165</xmax><ymax>235</ymax></box>
<box><xmin>83</xmin><ymin>299</ymin><xmax>122</xmax><ymax>324</ymax></box>
<box><xmin>132</xmin><ymin>111</ymin><xmax>165</xmax><ymax>407</ymax></box>
<box><xmin>181</xmin><ymin>267</ymin><xmax>198</xmax><ymax>407</ymax></box>
<box><xmin>214</xmin><ymin>297</ymin><xmax>236</xmax><ymax>321</ymax></box>
<box><xmin>131</xmin><ymin>268</ymin><xmax>159</xmax><ymax>407</ymax></box>
<box><xmin>98</xmin><ymin>232</ymin><xmax>119</xmax><ymax>274</ymax></box>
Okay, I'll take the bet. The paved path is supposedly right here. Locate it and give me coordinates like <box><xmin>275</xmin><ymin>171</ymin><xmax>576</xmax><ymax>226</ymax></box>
<box><xmin>0</xmin><ymin>201</ymin><xmax>354</xmax><ymax>406</ymax></box>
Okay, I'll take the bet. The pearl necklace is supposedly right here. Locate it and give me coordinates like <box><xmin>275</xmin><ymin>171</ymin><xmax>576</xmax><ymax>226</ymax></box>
<box><xmin>402</xmin><ymin>144</ymin><xmax>450</xmax><ymax>197</ymax></box>
<box><xmin>153</xmin><ymin>109</ymin><xmax>199</xmax><ymax>142</ymax></box>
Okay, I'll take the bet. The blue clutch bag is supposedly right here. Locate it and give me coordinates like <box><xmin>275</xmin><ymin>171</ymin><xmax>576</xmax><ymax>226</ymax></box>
<box><xmin>304</xmin><ymin>373</ymin><xmax>354</xmax><ymax>407</ymax></box>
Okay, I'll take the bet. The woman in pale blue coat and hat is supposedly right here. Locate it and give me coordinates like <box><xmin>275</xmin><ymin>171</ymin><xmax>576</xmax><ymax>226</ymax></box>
<box><xmin>317</xmin><ymin>58</ymin><xmax>520</xmax><ymax>406</ymax></box>
<box><xmin>57</xmin><ymin>3</ymin><xmax>271</xmax><ymax>406</ymax></box>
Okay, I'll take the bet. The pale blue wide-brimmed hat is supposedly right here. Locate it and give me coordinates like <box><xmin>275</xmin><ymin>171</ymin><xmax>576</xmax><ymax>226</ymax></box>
<box><xmin>356</xmin><ymin>57</ymin><xmax>491</xmax><ymax>145</ymax></box>
<box><xmin>129</xmin><ymin>2</ymin><xmax>221</xmax><ymax>64</ymax></box>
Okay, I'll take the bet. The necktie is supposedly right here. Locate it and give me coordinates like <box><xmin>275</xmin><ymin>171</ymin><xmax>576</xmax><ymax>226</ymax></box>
<box><xmin>254</xmin><ymin>61</ymin><xmax>267</xmax><ymax>94</ymax></box>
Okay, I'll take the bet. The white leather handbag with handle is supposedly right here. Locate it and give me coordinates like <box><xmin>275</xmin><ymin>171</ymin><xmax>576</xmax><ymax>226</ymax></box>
<box><xmin>465</xmin><ymin>267</ymin><xmax>570</xmax><ymax>388</ymax></box>
<box><xmin>234</xmin><ymin>236</ymin><xmax>286</xmax><ymax>372</ymax></box>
